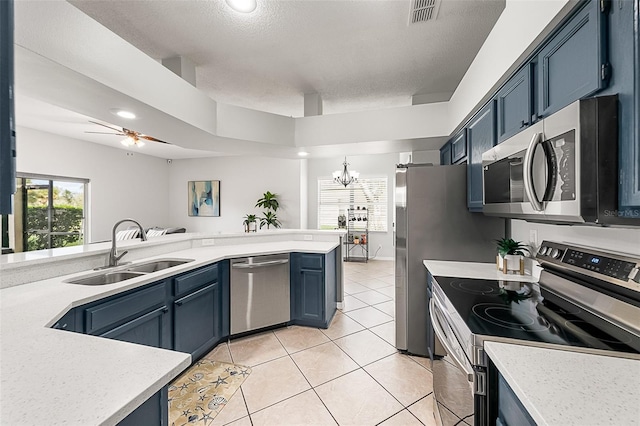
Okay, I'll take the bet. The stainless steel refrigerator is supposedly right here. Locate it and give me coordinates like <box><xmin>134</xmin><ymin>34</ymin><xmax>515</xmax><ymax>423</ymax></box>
<box><xmin>395</xmin><ymin>164</ymin><xmax>505</xmax><ymax>357</ymax></box>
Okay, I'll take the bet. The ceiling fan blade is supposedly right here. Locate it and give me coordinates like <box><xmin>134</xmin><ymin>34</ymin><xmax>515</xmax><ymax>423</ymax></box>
<box><xmin>85</xmin><ymin>131</ymin><xmax>126</xmax><ymax>136</ymax></box>
<box><xmin>140</xmin><ymin>135</ymin><xmax>171</xmax><ymax>144</ymax></box>
<box><xmin>88</xmin><ymin>120</ymin><xmax>123</xmax><ymax>133</ymax></box>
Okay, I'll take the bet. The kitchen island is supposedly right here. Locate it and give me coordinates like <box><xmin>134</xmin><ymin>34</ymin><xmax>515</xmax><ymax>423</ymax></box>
<box><xmin>0</xmin><ymin>230</ymin><xmax>344</xmax><ymax>425</ymax></box>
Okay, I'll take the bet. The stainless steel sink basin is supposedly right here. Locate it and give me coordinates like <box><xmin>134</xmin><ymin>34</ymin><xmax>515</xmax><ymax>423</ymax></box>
<box><xmin>68</xmin><ymin>271</ymin><xmax>147</xmax><ymax>286</ymax></box>
<box><xmin>66</xmin><ymin>258</ymin><xmax>194</xmax><ymax>285</ymax></box>
<box><xmin>125</xmin><ymin>259</ymin><xmax>193</xmax><ymax>273</ymax></box>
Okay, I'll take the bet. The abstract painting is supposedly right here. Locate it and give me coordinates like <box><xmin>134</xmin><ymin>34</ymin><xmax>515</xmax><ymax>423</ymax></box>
<box><xmin>188</xmin><ymin>180</ymin><xmax>220</xmax><ymax>217</ymax></box>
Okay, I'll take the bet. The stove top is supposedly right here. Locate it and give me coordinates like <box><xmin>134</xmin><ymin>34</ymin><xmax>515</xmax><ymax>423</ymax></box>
<box><xmin>433</xmin><ymin>276</ymin><xmax>640</xmax><ymax>355</ymax></box>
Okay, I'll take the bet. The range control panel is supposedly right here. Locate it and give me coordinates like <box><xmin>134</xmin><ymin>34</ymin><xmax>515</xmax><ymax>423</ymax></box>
<box><xmin>537</xmin><ymin>241</ymin><xmax>640</xmax><ymax>284</ymax></box>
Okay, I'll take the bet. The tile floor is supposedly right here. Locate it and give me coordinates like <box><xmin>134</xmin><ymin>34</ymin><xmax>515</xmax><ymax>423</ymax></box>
<box><xmin>206</xmin><ymin>259</ymin><xmax>437</xmax><ymax>426</ymax></box>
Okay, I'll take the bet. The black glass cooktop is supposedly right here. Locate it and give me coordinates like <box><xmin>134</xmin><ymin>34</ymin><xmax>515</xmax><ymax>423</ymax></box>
<box><xmin>433</xmin><ymin>276</ymin><xmax>640</xmax><ymax>355</ymax></box>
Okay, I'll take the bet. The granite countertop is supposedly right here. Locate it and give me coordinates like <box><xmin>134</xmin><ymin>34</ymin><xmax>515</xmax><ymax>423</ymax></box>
<box><xmin>485</xmin><ymin>342</ymin><xmax>640</xmax><ymax>426</ymax></box>
<box><xmin>0</xmin><ymin>239</ymin><xmax>339</xmax><ymax>425</ymax></box>
<box><xmin>423</xmin><ymin>259</ymin><xmax>541</xmax><ymax>282</ymax></box>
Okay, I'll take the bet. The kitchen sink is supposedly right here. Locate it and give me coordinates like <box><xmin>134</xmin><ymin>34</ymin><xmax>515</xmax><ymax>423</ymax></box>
<box><xmin>66</xmin><ymin>258</ymin><xmax>195</xmax><ymax>285</ymax></box>
<box><xmin>125</xmin><ymin>259</ymin><xmax>193</xmax><ymax>273</ymax></box>
<box><xmin>67</xmin><ymin>271</ymin><xmax>147</xmax><ymax>286</ymax></box>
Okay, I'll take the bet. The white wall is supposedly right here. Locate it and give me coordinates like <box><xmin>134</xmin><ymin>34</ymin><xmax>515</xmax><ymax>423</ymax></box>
<box><xmin>168</xmin><ymin>156</ymin><xmax>302</xmax><ymax>233</ymax></box>
<box><xmin>16</xmin><ymin>127</ymin><xmax>170</xmax><ymax>242</ymax></box>
<box><xmin>307</xmin><ymin>153</ymin><xmax>397</xmax><ymax>259</ymax></box>
<box><xmin>511</xmin><ymin>220</ymin><xmax>640</xmax><ymax>256</ymax></box>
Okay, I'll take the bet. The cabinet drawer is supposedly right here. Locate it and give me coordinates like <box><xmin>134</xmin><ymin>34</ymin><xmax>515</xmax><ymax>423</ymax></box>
<box><xmin>174</xmin><ymin>263</ymin><xmax>218</xmax><ymax>297</ymax></box>
<box><xmin>298</xmin><ymin>253</ymin><xmax>324</xmax><ymax>270</ymax></box>
<box><xmin>85</xmin><ymin>282</ymin><xmax>166</xmax><ymax>334</ymax></box>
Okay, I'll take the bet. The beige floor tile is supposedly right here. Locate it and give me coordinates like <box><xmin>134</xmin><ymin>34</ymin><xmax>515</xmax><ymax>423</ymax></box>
<box><xmin>250</xmin><ymin>389</ymin><xmax>337</xmax><ymax>426</ymax></box>
<box><xmin>334</xmin><ymin>330</ymin><xmax>397</xmax><ymax>366</ymax></box>
<box><xmin>344</xmin><ymin>281</ymin><xmax>370</xmax><ymax>294</ymax></box>
<box><xmin>375</xmin><ymin>274</ymin><xmax>396</xmax><ymax>285</ymax></box>
<box><xmin>315</xmin><ymin>369</ymin><xmax>402</xmax><ymax>426</ymax></box>
<box><xmin>229</xmin><ymin>332</ymin><xmax>287</xmax><ymax>367</ymax></box>
<box><xmin>225</xmin><ymin>416</ymin><xmax>252</xmax><ymax>426</ymax></box>
<box><xmin>358</xmin><ymin>278</ymin><xmax>393</xmax><ymax>290</ymax></box>
<box><xmin>369</xmin><ymin>321</ymin><xmax>396</xmax><ymax>346</ymax></box>
<box><xmin>210</xmin><ymin>389</ymin><xmax>248</xmax><ymax>426</ymax></box>
<box><xmin>376</xmin><ymin>286</ymin><xmax>395</xmax><ymax>298</ymax></box>
<box><xmin>352</xmin><ymin>290</ymin><xmax>391</xmax><ymax>305</ymax></box>
<box><xmin>344</xmin><ymin>306</ymin><xmax>393</xmax><ymax>328</ymax></box>
<box><xmin>341</xmin><ymin>295</ymin><xmax>369</xmax><ymax>312</ymax></box>
<box><xmin>379</xmin><ymin>409</ymin><xmax>423</xmax><ymax>426</ymax></box>
<box><xmin>364</xmin><ymin>353</ymin><xmax>434</xmax><ymax>406</ymax></box>
<box><xmin>321</xmin><ymin>312</ymin><xmax>365</xmax><ymax>340</ymax></box>
<box><xmin>291</xmin><ymin>342</ymin><xmax>359</xmax><ymax>387</ymax></box>
<box><xmin>409</xmin><ymin>354</ymin><xmax>432</xmax><ymax>371</ymax></box>
<box><xmin>408</xmin><ymin>394</ymin><xmax>438</xmax><ymax>426</ymax></box>
<box><xmin>273</xmin><ymin>325</ymin><xmax>330</xmax><ymax>354</ymax></box>
<box><xmin>373</xmin><ymin>300</ymin><xmax>395</xmax><ymax>317</ymax></box>
<box><xmin>241</xmin><ymin>356</ymin><xmax>311</xmax><ymax>413</ymax></box>
<box><xmin>203</xmin><ymin>342</ymin><xmax>233</xmax><ymax>364</ymax></box>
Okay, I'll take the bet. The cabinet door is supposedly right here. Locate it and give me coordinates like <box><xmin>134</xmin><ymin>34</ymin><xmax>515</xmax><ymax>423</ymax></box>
<box><xmin>537</xmin><ymin>1</ymin><xmax>606</xmax><ymax>118</ymax></box>
<box><xmin>296</xmin><ymin>269</ymin><xmax>325</xmax><ymax>324</ymax></box>
<box><xmin>496</xmin><ymin>64</ymin><xmax>532</xmax><ymax>143</ymax></box>
<box><xmin>467</xmin><ymin>101</ymin><xmax>496</xmax><ymax>211</ymax></box>
<box><xmin>100</xmin><ymin>306</ymin><xmax>171</xmax><ymax>350</ymax></box>
<box><xmin>118</xmin><ymin>387</ymin><xmax>168</xmax><ymax>426</ymax></box>
<box><xmin>174</xmin><ymin>282</ymin><xmax>221</xmax><ymax>359</ymax></box>
<box><xmin>440</xmin><ymin>142</ymin><xmax>452</xmax><ymax>165</ymax></box>
<box><xmin>451</xmin><ymin>130</ymin><xmax>467</xmax><ymax>164</ymax></box>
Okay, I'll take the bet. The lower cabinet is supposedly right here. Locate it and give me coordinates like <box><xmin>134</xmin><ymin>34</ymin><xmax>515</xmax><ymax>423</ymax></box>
<box><xmin>118</xmin><ymin>388</ymin><xmax>168</xmax><ymax>426</ymax></box>
<box><xmin>100</xmin><ymin>305</ymin><xmax>171</xmax><ymax>349</ymax></box>
<box><xmin>290</xmin><ymin>250</ymin><xmax>337</xmax><ymax>328</ymax></box>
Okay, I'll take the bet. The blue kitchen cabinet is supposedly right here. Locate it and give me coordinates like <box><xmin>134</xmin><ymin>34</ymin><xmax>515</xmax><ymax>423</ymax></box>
<box><xmin>52</xmin><ymin>308</ymin><xmax>77</xmax><ymax>332</ymax></box>
<box><xmin>290</xmin><ymin>250</ymin><xmax>337</xmax><ymax>328</ymax></box>
<box><xmin>496</xmin><ymin>63</ymin><xmax>533</xmax><ymax>143</ymax></box>
<box><xmin>537</xmin><ymin>0</ymin><xmax>607</xmax><ymax>118</ymax></box>
<box><xmin>118</xmin><ymin>388</ymin><xmax>168</xmax><ymax>426</ymax></box>
<box><xmin>440</xmin><ymin>142</ymin><xmax>452</xmax><ymax>165</ymax></box>
<box><xmin>451</xmin><ymin>130</ymin><xmax>467</xmax><ymax>164</ymax></box>
<box><xmin>173</xmin><ymin>260</ymin><xmax>229</xmax><ymax>360</ymax></box>
<box><xmin>467</xmin><ymin>101</ymin><xmax>497</xmax><ymax>211</ymax></box>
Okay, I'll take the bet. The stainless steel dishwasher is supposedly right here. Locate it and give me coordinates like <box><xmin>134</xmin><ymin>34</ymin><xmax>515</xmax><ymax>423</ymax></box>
<box><xmin>230</xmin><ymin>253</ymin><xmax>290</xmax><ymax>334</ymax></box>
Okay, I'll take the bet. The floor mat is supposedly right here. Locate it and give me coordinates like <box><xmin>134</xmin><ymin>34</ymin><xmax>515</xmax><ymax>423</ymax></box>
<box><xmin>169</xmin><ymin>359</ymin><xmax>251</xmax><ymax>425</ymax></box>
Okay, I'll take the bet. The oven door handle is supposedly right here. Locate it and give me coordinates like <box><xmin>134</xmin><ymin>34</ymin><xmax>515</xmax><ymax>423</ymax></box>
<box><xmin>523</xmin><ymin>131</ymin><xmax>545</xmax><ymax>211</ymax></box>
<box><xmin>429</xmin><ymin>299</ymin><xmax>474</xmax><ymax>382</ymax></box>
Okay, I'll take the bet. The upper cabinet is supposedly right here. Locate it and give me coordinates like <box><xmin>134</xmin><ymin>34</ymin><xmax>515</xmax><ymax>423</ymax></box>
<box><xmin>440</xmin><ymin>142</ymin><xmax>452</xmax><ymax>165</ymax></box>
<box><xmin>496</xmin><ymin>64</ymin><xmax>533</xmax><ymax>143</ymax></box>
<box><xmin>467</xmin><ymin>101</ymin><xmax>496</xmax><ymax>211</ymax></box>
<box><xmin>451</xmin><ymin>130</ymin><xmax>467</xmax><ymax>164</ymax></box>
<box><xmin>537</xmin><ymin>0</ymin><xmax>607</xmax><ymax>118</ymax></box>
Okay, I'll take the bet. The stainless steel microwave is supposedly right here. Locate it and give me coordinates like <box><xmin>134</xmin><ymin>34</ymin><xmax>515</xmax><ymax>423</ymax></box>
<box><xmin>482</xmin><ymin>95</ymin><xmax>625</xmax><ymax>225</ymax></box>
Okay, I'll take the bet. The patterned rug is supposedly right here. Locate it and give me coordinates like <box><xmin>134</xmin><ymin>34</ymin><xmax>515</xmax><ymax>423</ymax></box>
<box><xmin>168</xmin><ymin>359</ymin><xmax>251</xmax><ymax>426</ymax></box>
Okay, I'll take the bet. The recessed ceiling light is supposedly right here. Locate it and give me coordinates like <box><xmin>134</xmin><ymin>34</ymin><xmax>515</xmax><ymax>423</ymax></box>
<box><xmin>298</xmin><ymin>151</ymin><xmax>309</xmax><ymax>157</ymax></box>
<box><xmin>226</xmin><ymin>0</ymin><xmax>257</xmax><ymax>13</ymax></box>
<box><xmin>110</xmin><ymin>109</ymin><xmax>136</xmax><ymax>119</ymax></box>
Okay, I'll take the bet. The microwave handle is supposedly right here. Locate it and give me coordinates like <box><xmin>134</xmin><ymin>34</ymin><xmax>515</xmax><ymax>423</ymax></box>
<box><xmin>523</xmin><ymin>132</ymin><xmax>544</xmax><ymax>211</ymax></box>
<box><xmin>429</xmin><ymin>299</ymin><xmax>474</xmax><ymax>382</ymax></box>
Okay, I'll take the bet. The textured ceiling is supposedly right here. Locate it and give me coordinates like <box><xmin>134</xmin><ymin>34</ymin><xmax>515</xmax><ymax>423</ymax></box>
<box><xmin>70</xmin><ymin>0</ymin><xmax>505</xmax><ymax>117</ymax></box>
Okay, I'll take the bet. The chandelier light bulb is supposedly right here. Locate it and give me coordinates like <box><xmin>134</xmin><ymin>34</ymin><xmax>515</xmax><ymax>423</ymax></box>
<box><xmin>333</xmin><ymin>157</ymin><xmax>358</xmax><ymax>187</ymax></box>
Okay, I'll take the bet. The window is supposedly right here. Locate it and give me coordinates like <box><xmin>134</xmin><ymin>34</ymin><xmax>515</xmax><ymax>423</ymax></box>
<box><xmin>318</xmin><ymin>177</ymin><xmax>388</xmax><ymax>231</ymax></box>
<box><xmin>10</xmin><ymin>174</ymin><xmax>88</xmax><ymax>252</ymax></box>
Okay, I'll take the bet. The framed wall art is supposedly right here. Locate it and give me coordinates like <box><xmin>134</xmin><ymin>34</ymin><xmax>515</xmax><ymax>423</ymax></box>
<box><xmin>188</xmin><ymin>180</ymin><xmax>220</xmax><ymax>217</ymax></box>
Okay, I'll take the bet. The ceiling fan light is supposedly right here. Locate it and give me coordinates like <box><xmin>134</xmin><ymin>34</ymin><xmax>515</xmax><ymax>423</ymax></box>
<box><xmin>121</xmin><ymin>136</ymin><xmax>135</xmax><ymax>147</ymax></box>
<box><xmin>136</xmin><ymin>140</ymin><xmax>145</xmax><ymax>147</ymax></box>
<box><xmin>226</xmin><ymin>0</ymin><xmax>257</xmax><ymax>13</ymax></box>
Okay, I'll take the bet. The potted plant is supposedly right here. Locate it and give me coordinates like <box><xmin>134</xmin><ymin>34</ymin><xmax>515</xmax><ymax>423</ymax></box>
<box><xmin>242</xmin><ymin>214</ymin><xmax>257</xmax><ymax>232</ymax></box>
<box><xmin>259</xmin><ymin>211</ymin><xmax>281</xmax><ymax>229</ymax></box>
<box><xmin>496</xmin><ymin>238</ymin><xmax>530</xmax><ymax>274</ymax></box>
<box><xmin>255</xmin><ymin>191</ymin><xmax>282</xmax><ymax>230</ymax></box>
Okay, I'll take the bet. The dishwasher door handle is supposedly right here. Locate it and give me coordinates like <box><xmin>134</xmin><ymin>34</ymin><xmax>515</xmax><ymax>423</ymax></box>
<box><xmin>232</xmin><ymin>259</ymin><xmax>289</xmax><ymax>269</ymax></box>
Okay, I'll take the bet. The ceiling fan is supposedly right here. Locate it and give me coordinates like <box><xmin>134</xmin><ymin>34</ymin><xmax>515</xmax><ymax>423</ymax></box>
<box><xmin>86</xmin><ymin>120</ymin><xmax>170</xmax><ymax>147</ymax></box>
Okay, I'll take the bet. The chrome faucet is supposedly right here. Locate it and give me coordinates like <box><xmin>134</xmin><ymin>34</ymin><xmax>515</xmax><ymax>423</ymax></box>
<box><xmin>108</xmin><ymin>218</ymin><xmax>148</xmax><ymax>267</ymax></box>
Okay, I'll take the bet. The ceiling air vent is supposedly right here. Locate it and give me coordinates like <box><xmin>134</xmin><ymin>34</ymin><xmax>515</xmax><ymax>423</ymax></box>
<box><xmin>410</xmin><ymin>0</ymin><xmax>441</xmax><ymax>24</ymax></box>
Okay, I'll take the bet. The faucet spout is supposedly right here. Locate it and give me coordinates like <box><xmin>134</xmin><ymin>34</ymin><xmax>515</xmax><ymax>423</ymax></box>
<box><xmin>108</xmin><ymin>219</ymin><xmax>148</xmax><ymax>268</ymax></box>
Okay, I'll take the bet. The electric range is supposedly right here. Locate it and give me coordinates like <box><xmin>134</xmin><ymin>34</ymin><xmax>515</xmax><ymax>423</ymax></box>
<box><xmin>428</xmin><ymin>241</ymin><xmax>640</xmax><ymax>426</ymax></box>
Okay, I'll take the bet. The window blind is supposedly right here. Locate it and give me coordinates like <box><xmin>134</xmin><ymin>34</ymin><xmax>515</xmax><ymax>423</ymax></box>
<box><xmin>318</xmin><ymin>177</ymin><xmax>388</xmax><ymax>231</ymax></box>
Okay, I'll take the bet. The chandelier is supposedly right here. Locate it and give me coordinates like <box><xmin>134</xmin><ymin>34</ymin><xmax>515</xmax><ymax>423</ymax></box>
<box><xmin>333</xmin><ymin>157</ymin><xmax>359</xmax><ymax>187</ymax></box>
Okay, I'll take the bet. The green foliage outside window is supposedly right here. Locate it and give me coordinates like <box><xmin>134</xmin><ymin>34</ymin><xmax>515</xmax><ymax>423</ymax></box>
<box><xmin>26</xmin><ymin>206</ymin><xmax>84</xmax><ymax>251</ymax></box>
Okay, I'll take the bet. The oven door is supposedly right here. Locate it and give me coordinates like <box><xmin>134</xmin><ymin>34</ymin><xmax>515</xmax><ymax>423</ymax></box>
<box><xmin>430</xmin><ymin>298</ymin><xmax>483</xmax><ymax>425</ymax></box>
